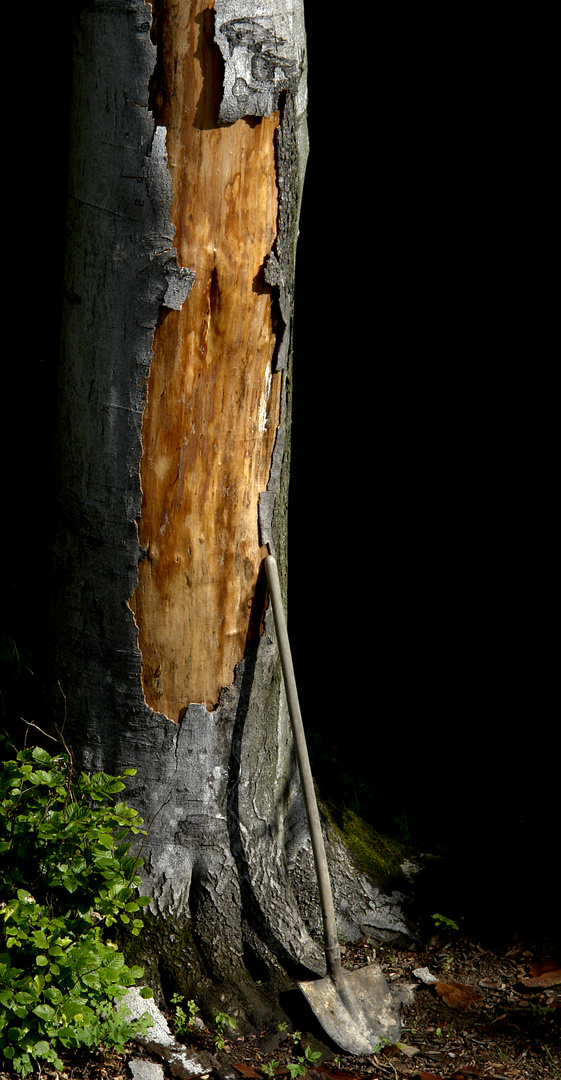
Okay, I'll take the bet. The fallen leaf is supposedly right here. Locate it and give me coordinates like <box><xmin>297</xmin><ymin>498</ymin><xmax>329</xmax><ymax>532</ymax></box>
<box><xmin>451</xmin><ymin>1067</ymin><xmax>486</xmax><ymax>1077</ymax></box>
<box><xmin>435</xmin><ymin>980</ymin><xmax>484</xmax><ymax>1010</ymax></box>
<box><xmin>414</xmin><ymin>1072</ymin><xmax>446</xmax><ymax>1080</ymax></box>
<box><xmin>519</xmin><ymin>968</ymin><xmax>561</xmax><ymax>988</ymax></box>
<box><xmin>529</xmin><ymin>958</ymin><xmax>561</xmax><ymax>977</ymax></box>
<box><xmin>397</xmin><ymin>1042</ymin><xmax>421</xmax><ymax>1058</ymax></box>
<box><xmin>231</xmin><ymin>1065</ymin><xmax>261</xmax><ymax>1078</ymax></box>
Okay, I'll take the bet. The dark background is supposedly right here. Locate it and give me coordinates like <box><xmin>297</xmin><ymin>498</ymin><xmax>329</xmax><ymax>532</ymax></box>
<box><xmin>288</xmin><ymin>8</ymin><xmax>556</xmax><ymax>938</ymax></box>
<box><xmin>3</xmin><ymin>8</ymin><xmax>556</xmax><ymax>942</ymax></box>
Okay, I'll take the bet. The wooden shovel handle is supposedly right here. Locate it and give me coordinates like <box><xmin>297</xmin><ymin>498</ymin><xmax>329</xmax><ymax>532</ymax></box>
<box><xmin>264</xmin><ymin>554</ymin><xmax>342</xmax><ymax>981</ymax></box>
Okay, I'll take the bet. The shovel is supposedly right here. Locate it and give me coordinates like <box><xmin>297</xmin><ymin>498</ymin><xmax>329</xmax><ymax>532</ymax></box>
<box><xmin>264</xmin><ymin>554</ymin><xmax>401</xmax><ymax>1056</ymax></box>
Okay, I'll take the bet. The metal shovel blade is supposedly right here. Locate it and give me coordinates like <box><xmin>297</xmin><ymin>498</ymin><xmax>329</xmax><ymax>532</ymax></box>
<box><xmin>298</xmin><ymin>963</ymin><xmax>401</xmax><ymax>1056</ymax></box>
<box><xmin>264</xmin><ymin>554</ymin><xmax>402</xmax><ymax>1056</ymax></box>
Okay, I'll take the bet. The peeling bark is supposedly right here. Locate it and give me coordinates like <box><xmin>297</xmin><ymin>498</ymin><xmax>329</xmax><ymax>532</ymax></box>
<box><xmin>51</xmin><ymin>0</ymin><xmax>415</xmax><ymax>1029</ymax></box>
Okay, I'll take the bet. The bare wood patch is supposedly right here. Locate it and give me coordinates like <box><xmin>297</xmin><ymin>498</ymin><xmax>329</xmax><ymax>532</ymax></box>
<box><xmin>130</xmin><ymin>1</ymin><xmax>282</xmax><ymax>717</ymax></box>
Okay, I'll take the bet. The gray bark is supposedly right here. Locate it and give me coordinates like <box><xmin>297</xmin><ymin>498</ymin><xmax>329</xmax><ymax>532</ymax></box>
<box><xmin>50</xmin><ymin>0</ymin><xmax>414</xmax><ymax>1028</ymax></box>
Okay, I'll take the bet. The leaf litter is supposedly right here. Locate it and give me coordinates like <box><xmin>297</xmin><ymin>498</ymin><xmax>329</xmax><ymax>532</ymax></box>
<box><xmin>0</xmin><ymin>935</ymin><xmax>559</xmax><ymax>1080</ymax></box>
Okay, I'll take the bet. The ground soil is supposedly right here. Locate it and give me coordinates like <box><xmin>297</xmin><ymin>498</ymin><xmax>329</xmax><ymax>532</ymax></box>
<box><xmin>1</xmin><ymin>933</ymin><xmax>559</xmax><ymax>1080</ymax></box>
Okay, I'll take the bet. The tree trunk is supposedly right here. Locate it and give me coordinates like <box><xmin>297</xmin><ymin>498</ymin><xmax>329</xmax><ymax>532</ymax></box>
<box><xmin>50</xmin><ymin>0</ymin><xmax>413</xmax><ymax>1027</ymax></box>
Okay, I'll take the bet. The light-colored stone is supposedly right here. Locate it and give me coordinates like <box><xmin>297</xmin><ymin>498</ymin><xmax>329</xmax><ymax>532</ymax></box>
<box><xmin>128</xmin><ymin>1059</ymin><xmax>166</xmax><ymax>1080</ymax></box>
<box><xmin>121</xmin><ymin>988</ymin><xmax>216</xmax><ymax>1078</ymax></box>
<box><xmin>413</xmin><ymin>966</ymin><xmax>439</xmax><ymax>984</ymax></box>
<box><xmin>121</xmin><ymin>987</ymin><xmax>175</xmax><ymax>1048</ymax></box>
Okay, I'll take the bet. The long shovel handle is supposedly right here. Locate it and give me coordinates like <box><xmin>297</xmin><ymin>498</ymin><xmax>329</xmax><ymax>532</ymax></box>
<box><xmin>264</xmin><ymin>554</ymin><xmax>342</xmax><ymax>982</ymax></box>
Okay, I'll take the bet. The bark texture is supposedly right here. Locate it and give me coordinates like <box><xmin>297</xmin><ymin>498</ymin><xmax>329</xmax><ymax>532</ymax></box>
<box><xmin>51</xmin><ymin>0</ymin><xmax>414</xmax><ymax>1027</ymax></box>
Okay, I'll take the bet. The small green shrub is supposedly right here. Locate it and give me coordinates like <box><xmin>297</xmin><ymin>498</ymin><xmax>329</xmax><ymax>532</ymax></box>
<box><xmin>170</xmin><ymin>993</ymin><xmax>200</xmax><ymax>1037</ymax></box>
<box><xmin>212</xmin><ymin>1010</ymin><xmax>236</xmax><ymax>1048</ymax></box>
<box><xmin>431</xmin><ymin>912</ymin><xmax>460</xmax><ymax>933</ymax></box>
<box><xmin>287</xmin><ymin>1045</ymin><xmax>322</xmax><ymax>1077</ymax></box>
<box><xmin>0</xmin><ymin>738</ymin><xmax>154</xmax><ymax>1076</ymax></box>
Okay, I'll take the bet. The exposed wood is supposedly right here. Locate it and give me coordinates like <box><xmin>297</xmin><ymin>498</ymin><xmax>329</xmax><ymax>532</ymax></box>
<box><xmin>130</xmin><ymin>1</ymin><xmax>283</xmax><ymax>716</ymax></box>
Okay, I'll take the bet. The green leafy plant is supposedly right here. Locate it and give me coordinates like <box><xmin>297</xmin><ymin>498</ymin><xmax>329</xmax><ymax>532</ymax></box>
<box><xmin>170</xmin><ymin>993</ymin><xmax>200</xmax><ymax>1037</ymax></box>
<box><xmin>0</xmin><ymin>738</ymin><xmax>154</xmax><ymax>1076</ymax></box>
<box><xmin>372</xmin><ymin>1035</ymin><xmax>393</xmax><ymax>1054</ymax></box>
<box><xmin>261</xmin><ymin>1060</ymin><xmax>279</xmax><ymax>1077</ymax></box>
<box><xmin>277</xmin><ymin>1026</ymin><xmax>322</xmax><ymax>1076</ymax></box>
<box><xmin>212</xmin><ymin>1010</ymin><xmax>236</xmax><ymax>1048</ymax></box>
<box><xmin>431</xmin><ymin>912</ymin><xmax>460</xmax><ymax>932</ymax></box>
<box><xmin>286</xmin><ymin>1045</ymin><xmax>322</xmax><ymax>1076</ymax></box>
<box><xmin>277</xmin><ymin>1023</ymin><xmax>301</xmax><ymax>1046</ymax></box>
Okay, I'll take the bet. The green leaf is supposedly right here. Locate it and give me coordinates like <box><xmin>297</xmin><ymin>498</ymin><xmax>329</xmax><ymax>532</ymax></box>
<box><xmin>105</xmin><ymin>781</ymin><xmax>126</xmax><ymax>793</ymax></box>
<box><xmin>44</xmin><ymin>987</ymin><xmax>63</xmax><ymax>1005</ymax></box>
<box><xmin>32</xmin><ymin>769</ymin><xmax>55</xmax><ymax>786</ymax></box>
<box><xmin>96</xmin><ymin>833</ymin><xmax>115</xmax><ymax>849</ymax></box>
<box><xmin>14</xmin><ymin>993</ymin><xmax>35</xmax><ymax>1006</ymax></box>
<box><xmin>62</xmin><ymin>998</ymin><xmax>93</xmax><ymax>1021</ymax></box>
<box><xmin>31</xmin><ymin>747</ymin><xmax>52</xmax><ymax>765</ymax></box>
<box><xmin>32</xmin><ymin>1040</ymin><xmax>51</xmax><ymax>1057</ymax></box>
<box><xmin>31</xmin><ymin>930</ymin><xmax>49</xmax><ymax>949</ymax></box>
<box><xmin>7</xmin><ymin>1025</ymin><xmax>25</xmax><ymax>1041</ymax></box>
<box><xmin>33</xmin><ymin>1004</ymin><xmax>56</xmax><ymax>1022</ymax></box>
<box><xmin>16</xmin><ymin>890</ymin><xmax>36</xmax><ymax>905</ymax></box>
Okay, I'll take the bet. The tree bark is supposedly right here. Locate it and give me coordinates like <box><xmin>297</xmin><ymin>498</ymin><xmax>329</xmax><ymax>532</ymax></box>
<box><xmin>50</xmin><ymin>0</ymin><xmax>413</xmax><ymax>1027</ymax></box>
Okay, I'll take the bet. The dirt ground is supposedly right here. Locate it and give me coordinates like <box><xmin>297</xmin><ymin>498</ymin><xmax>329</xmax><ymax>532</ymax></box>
<box><xmin>1</xmin><ymin>933</ymin><xmax>560</xmax><ymax>1080</ymax></box>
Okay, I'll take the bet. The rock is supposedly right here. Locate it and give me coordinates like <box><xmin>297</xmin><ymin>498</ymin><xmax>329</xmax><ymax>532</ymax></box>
<box><xmin>413</xmin><ymin>966</ymin><xmax>439</xmax><ymax>984</ymax></box>
<box><xmin>120</xmin><ymin>987</ymin><xmax>217</xmax><ymax>1078</ymax></box>
<box><xmin>165</xmin><ymin>1049</ymin><xmax>216</xmax><ymax>1079</ymax></box>
<box><xmin>121</xmin><ymin>987</ymin><xmax>175</xmax><ymax>1050</ymax></box>
<box><xmin>213</xmin><ymin>1065</ymin><xmax>241</xmax><ymax>1080</ymax></box>
<box><xmin>128</xmin><ymin>1060</ymin><xmax>166</xmax><ymax>1080</ymax></box>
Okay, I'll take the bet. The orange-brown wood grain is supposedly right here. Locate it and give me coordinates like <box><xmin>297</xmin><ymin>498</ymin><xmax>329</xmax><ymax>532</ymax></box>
<box><xmin>130</xmin><ymin>1</ymin><xmax>282</xmax><ymax>717</ymax></box>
